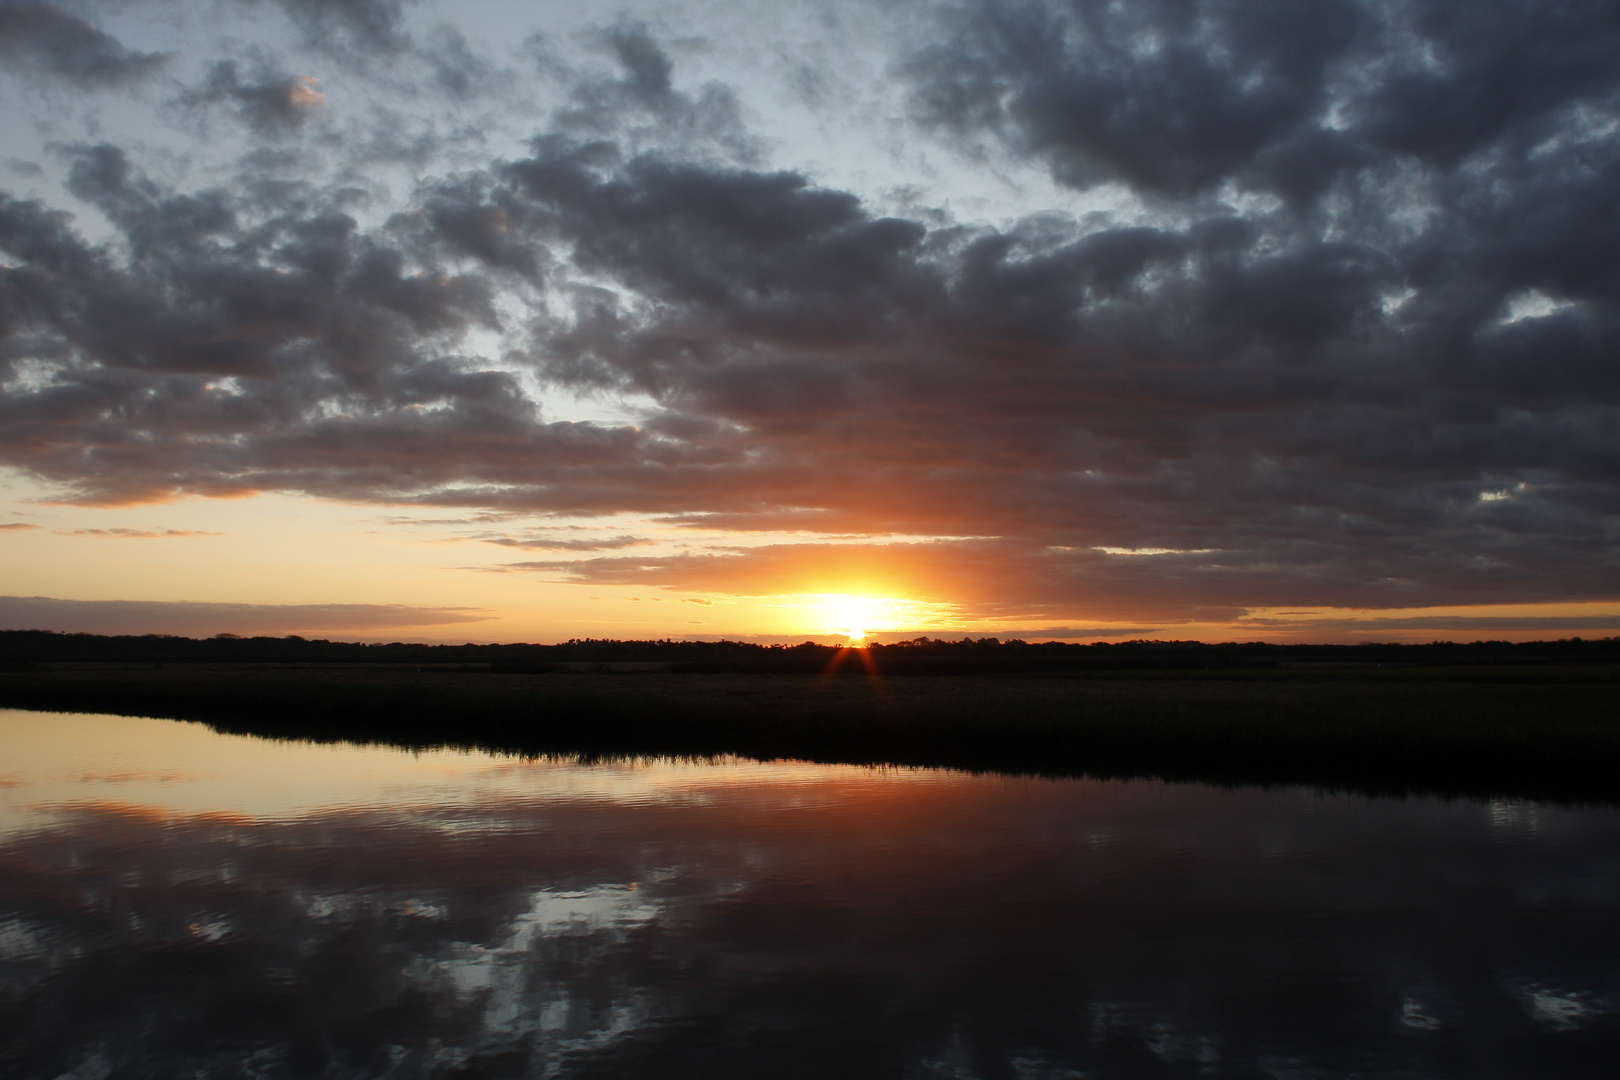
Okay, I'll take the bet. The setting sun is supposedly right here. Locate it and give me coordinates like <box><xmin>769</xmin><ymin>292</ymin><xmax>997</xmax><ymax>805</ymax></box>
<box><xmin>761</xmin><ymin>593</ymin><xmax>965</xmax><ymax>644</ymax></box>
<box><xmin>815</xmin><ymin>595</ymin><xmax>890</xmax><ymax>642</ymax></box>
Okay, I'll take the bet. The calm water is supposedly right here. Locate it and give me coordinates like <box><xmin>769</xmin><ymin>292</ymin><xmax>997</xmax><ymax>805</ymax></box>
<box><xmin>2</xmin><ymin>710</ymin><xmax>1618</xmax><ymax>1079</ymax></box>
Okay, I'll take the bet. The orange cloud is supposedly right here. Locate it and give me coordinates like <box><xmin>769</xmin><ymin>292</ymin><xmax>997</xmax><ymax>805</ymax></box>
<box><xmin>286</xmin><ymin>74</ymin><xmax>324</xmax><ymax>108</ymax></box>
<box><xmin>0</xmin><ymin>596</ymin><xmax>492</xmax><ymax>637</ymax></box>
<box><xmin>58</xmin><ymin>528</ymin><xmax>223</xmax><ymax>538</ymax></box>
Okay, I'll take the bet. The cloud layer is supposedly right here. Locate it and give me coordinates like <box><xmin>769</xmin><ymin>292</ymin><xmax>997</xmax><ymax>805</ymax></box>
<box><xmin>0</xmin><ymin>596</ymin><xmax>489</xmax><ymax>636</ymax></box>
<box><xmin>2</xmin><ymin>0</ymin><xmax>1618</xmax><ymax>622</ymax></box>
<box><xmin>0</xmin><ymin>1</ymin><xmax>169</xmax><ymax>86</ymax></box>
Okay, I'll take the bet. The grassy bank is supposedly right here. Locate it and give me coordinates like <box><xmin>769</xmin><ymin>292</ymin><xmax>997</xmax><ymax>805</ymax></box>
<box><xmin>3</xmin><ymin>662</ymin><xmax>1619</xmax><ymax>803</ymax></box>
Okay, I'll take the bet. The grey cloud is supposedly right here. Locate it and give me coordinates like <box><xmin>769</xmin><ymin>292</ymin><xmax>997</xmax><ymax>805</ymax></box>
<box><xmin>606</xmin><ymin>20</ymin><xmax>672</xmax><ymax>103</ymax></box>
<box><xmin>1356</xmin><ymin>1</ymin><xmax>1620</xmax><ymax>169</ymax></box>
<box><xmin>0</xmin><ymin>143</ymin><xmax>578</xmax><ymax>504</ymax></box>
<box><xmin>421</xmin><ymin>23</ymin><xmax>505</xmax><ymax>100</ymax></box>
<box><xmin>392</xmin><ymin>174</ymin><xmax>547</xmax><ymax>279</ymax></box>
<box><xmin>1239</xmin><ymin>615</ymin><xmax>1620</xmax><ymax>635</ymax></box>
<box><xmin>498</xmin><ymin>140</ymin><xmax>938</xmax><ymax>378</ymax></box>
<box><xmin>0</xmin><ymin>2</ymin><xmax>169</xmax><ymax>87</ymax></box>
<box><xmin>551</xmin><ymin>22</ymin><xmax>760</xmax><ymax>163</ymax></box>
<box><xmin>904</xmin><ymin>0</ymin><xmax>1620</xmax><ymax>209</ymax></box>
<box><xmin>905</xmin><ymin>0</ymin><xmax>1366</xmax><ymax>199</ymax></box>
<box><xmin>0</xmin><ymin>595</ymin><xmax>490</xmax><ymax>635</ymax></box>
<box><xmin>189</xmin><ymin>60</ymin><xmax>328</xmax><ymax>135</ymax></box>
<box><xmin>263</xmin><ymin>0</ymin><xmax>415</xmax><ymax>54</ymax></box>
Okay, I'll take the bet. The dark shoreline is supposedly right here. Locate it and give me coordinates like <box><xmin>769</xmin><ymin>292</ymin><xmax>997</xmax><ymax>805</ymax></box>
<box><xmin>7</xmin><ymin>627</ymin><xmax>1620</xmax><ymax>672</ymax></box>
<box><xmin>4</xmin><ymin>659</ymin><xmax>1619</xmax><ymax>806</ymax></box>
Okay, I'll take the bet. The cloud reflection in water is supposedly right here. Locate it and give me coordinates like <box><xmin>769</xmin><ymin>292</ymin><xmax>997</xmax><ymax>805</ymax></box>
<box><xmin>1</xmin><ymin>710</ymin><xmax>1618</xmax><ymax>1078</ymax></box>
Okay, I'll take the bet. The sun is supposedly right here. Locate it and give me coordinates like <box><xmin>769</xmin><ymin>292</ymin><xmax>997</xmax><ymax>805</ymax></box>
<box><xmin>791</xmin><ymin>592</ymin><xmax>958</xmax><ymax>643</ymax></box>
<box><xmin>819</xmin><ymin>595</ymin><xmax>885</xmax><ymax>643</ymax></box>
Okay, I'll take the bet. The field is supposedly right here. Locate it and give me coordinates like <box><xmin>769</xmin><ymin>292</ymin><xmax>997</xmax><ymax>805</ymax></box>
<box><xmin>3</xmin><ymin>661</ymin><xmax>1619</xmax><ymax>803</ymax></box>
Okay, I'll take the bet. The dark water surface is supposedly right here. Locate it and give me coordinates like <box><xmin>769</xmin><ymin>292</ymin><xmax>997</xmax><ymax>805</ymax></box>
<box><xmin>2</xmin><ymin>710</ymin><xmax>1618</xmax><ymax>1079</ymax></box>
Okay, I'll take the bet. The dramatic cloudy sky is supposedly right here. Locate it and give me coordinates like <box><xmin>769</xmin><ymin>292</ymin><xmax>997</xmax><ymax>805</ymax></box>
<box><xmin>2</xmin><ymin>0</ymin><xmax>1618</xmax><ymax>642</ymax></box>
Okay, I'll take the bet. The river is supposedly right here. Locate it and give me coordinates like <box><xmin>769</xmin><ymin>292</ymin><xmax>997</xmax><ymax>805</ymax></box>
<box><xmin>2</xmin><ymin>708</ymin><xmax>1617</xmax><ymax>1078</ymax></box>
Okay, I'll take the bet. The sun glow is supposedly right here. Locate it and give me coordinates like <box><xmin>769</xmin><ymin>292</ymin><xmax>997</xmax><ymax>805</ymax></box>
<box><xmin>815</xmin><ymin>595</ymin><xmax>894</xmax><ymax>643</ymax></box>
<box><xmin>763</xmin><ymin>592</ymin><xmax>967</xmax><ymax>643</ymax></box>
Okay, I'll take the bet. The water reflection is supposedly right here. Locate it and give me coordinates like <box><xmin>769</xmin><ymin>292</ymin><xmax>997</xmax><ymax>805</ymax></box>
<box><xmin>2</xmin><ymin>709</ymin><xmax>1619</xmax><ymax>1078</ymax></box>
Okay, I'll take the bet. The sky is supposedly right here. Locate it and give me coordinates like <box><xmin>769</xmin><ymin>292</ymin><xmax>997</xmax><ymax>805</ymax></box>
<box><xmin>1</xmin><ymin>0</ymin><xmax>1618</xmax><ymax>644</ymax></box>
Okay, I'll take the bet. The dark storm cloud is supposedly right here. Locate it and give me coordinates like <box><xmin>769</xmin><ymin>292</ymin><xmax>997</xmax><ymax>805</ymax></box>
<box><xmin>0</xmin><ymin>2</ymin><xmax>169</xmax><ymax>87</ymax></box>
<box><xmin>0</xmin><ymin>595</ymin><xmax>489</xmax><ymax>635</ymax></box>
<box><xmin>2</xmin><ymin>4</ymin><xmax>1620</xmax><ymax>620</ymax></box>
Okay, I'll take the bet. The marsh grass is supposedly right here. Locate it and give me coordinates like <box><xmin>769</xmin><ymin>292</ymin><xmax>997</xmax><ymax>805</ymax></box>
<box><xmin>3</xmin><ymin>662</ymin><xmax>1618</xmax><ymax>803</ymax></box>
